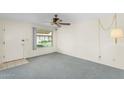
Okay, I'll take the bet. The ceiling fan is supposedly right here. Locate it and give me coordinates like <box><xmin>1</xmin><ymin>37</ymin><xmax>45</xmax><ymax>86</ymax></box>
<box><xmin>51</xmin><ymin>14</ymin><xmax>71</xmax><ymax>27</ymax></box>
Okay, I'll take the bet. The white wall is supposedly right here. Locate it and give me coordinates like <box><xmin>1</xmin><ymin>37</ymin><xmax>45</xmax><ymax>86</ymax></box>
<box><xmin>2</xmin><ymin>20</ymin><xmax>57</xmax><ymax>62</ymax></box>
<box><xmin>57</xmin><ymin>16</ymin><xmax>124</xmax><ymax>70</ymax></box>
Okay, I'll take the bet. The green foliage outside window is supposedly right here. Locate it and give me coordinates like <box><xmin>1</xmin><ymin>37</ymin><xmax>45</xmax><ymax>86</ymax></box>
<box><xmin>37</xmin><ymin>40</ymin><xmax>52</xmax><ymax>47</ymax></box>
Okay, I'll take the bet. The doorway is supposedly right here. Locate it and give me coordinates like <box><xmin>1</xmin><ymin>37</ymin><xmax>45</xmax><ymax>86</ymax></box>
<box><xmin>4</xmin><ymin>23</ymin><xmax>25</xmax><ymax>62</ymax></box>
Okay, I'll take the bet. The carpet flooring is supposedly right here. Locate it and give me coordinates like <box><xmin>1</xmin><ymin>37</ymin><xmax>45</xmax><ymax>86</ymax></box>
<box><xmin>0</xmin><ymin>52</ymin><xmax>124</xmax><ymax>79</ymax></box>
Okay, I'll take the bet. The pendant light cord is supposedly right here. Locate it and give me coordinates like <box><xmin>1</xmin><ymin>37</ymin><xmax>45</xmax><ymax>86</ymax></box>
<box><xmin>98</xmin><ymin>13</ymin><xmax>118</xmax><ymax>59</ymax></box>
<box><xmin>114</xmin><ymin>14</ymin><xmax>118</xmax><ymax>28</ymax></box>
<box><xmin>99</xmin><ymin>14</ymin><xmax>117</xmax><ymax>31</ymax></box>
<box><xmin>98</xmin><ymin>19</ymin><xmax>102</xmax><ymax>59</ymax></box>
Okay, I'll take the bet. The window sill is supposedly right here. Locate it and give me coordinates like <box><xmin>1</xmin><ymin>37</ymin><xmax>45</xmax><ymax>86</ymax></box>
<box><xmin>36</xmin><ymin>46</ymin><xmax>54</xmax><ymax>49</ymax></box>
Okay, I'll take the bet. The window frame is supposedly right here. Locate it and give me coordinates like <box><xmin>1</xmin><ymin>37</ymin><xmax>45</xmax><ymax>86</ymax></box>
<box><xmin>36</xmin><ymin>31</ymin><xmax>53</xmax><ymax>48</ymax></box>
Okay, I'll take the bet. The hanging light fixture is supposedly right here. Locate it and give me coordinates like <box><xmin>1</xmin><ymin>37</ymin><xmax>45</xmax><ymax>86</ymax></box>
<box><xmin>110</xmin><ymin>14</ymin><xmax>123</xmax><ymax>44</ymax></box>
<box><xmin>99</xmin><ymin>13</ymin><xmax>124</xmax><ymax>44</ymax></box>
<box><xmin>111</xmin><ymin>28</ymin><xmax>123</xmax><ymax>44</ymax></box>
<box><xmin>98</xmin><ymin>14</ymin><xmax>123</xmax><ymax>59</ymax></box>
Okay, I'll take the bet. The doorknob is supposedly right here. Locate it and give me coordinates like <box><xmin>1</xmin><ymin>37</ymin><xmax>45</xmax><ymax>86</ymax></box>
<box><xmin>22</xmin><ymin>39</ymin><xmax>25</xmax><ymax>42</ymax></box>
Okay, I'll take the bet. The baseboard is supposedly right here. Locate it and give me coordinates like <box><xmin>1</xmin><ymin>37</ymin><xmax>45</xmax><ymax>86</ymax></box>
<box><xmin>57</xmin><ymin>50</ymin><xmax>124</xmax><ymax>70</ymax></box>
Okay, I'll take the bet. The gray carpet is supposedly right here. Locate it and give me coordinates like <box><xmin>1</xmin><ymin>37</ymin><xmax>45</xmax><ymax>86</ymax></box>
<box><xmin>0</xmin><ymin>52</ymin><xmax>124</xmax><ymax>79</ymax></box>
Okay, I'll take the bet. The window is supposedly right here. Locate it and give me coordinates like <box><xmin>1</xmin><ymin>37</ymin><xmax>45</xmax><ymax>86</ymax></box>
<box><xmin>36</xmin><ymin>29</ymin><xmax>53</xmax><ymax>48</ymax></box>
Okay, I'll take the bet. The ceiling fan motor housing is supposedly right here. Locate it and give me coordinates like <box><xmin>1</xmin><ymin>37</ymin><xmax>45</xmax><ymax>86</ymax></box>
<box><xmin>52</xmin><ymin>14</ymin><xmax>71</xmax><ymax>27</ymax></box>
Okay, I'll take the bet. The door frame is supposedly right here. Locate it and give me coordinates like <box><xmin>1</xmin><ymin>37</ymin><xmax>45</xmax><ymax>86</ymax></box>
<box><xmin>0</xmin><ymin>23</ymin><xmax>5</xmax><ymax>63</ymax></box>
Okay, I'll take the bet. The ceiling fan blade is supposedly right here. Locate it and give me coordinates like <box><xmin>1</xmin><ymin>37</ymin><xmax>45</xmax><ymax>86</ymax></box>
<box><xmin>59</xmin><ymin>23</ymin><xmax>71</xmax><ymax>25</ymax></box>
<box><xmin>56</xmin><ymin>23</ymin><xmax>61</xmax><ymax>27</ymax></box>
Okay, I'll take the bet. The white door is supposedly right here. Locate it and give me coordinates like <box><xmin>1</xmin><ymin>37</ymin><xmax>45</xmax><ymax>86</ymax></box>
<box><xmin>5</xmin><ymin>23</ymin><xmax>24</xmax><ymax>62</ymax></box>
<box><xmin>0</xmin><ymin>24</ymin><xmax>5</xmax><ymax>63</ymax></box>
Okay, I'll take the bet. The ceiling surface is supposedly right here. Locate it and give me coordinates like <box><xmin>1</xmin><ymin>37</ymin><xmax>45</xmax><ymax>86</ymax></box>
<box><xmin>0</xmin><ymin>13</ymin><xmax>123</xmax><ymax>26</ymax></box>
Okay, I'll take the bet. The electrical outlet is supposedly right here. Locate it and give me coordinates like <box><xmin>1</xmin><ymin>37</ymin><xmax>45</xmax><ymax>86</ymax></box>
<box><xmin>98</xmin><ymin>56</ymin><xmax>102</xmax><ymax>61</ymax></box>
<box><xmin>98</xmin><ymin>56</ymin><xmax>102</xmax><ymax>59</ymax></box>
